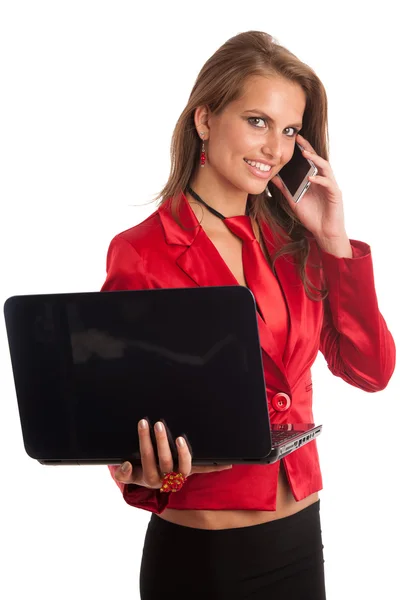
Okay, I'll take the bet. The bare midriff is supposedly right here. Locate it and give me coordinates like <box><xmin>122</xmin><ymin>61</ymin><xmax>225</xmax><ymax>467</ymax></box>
<box><xmin>157</xmin><ymin>463</ymin><xmax>319</xmax><ymax>530</ymax></box>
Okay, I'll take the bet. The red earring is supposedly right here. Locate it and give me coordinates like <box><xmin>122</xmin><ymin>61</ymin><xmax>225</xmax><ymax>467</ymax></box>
<box><xmin>200</xmin><ymin>132</ymin><xmax>206</xmax><ymax>167</ymax></box>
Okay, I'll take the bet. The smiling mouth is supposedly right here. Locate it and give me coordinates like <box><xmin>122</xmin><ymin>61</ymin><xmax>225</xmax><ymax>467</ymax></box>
<box><xmin>243</xmin><ymin>158</ymin><xmax>272</xmax><ymax>172</ymax></box>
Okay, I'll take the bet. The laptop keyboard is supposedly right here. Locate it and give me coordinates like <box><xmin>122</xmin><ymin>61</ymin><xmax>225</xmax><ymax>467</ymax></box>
<box><xmin>271</xmin><ymin>429</ymin><xmax>304</xmax><ymax>445</ymax></box>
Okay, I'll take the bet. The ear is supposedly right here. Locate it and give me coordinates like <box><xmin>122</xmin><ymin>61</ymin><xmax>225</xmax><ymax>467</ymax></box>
<box><xmin>193</xmin><ymin>105</ymin><xmax>210</xmax><ymax>139</ymax></box>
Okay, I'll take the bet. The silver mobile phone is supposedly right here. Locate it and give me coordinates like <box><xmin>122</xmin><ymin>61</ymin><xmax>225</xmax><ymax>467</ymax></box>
<box><xmin>276</xmin><ymin>142</ymin><xmax>318</xmax><ymax>204</ymax></box>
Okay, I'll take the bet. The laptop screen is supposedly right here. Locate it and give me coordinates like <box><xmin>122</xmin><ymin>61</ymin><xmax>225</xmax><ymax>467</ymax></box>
<box><xmin>4</xmin><ymin>287</ymin><xmax>272</xmax><ymax>463</ymax></box>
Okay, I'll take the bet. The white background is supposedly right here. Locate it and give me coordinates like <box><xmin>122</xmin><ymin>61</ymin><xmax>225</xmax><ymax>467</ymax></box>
<box><xmin>0</xmin><ymin>1</ymin><xmax>398</xmax><ymax>598</ymax></box>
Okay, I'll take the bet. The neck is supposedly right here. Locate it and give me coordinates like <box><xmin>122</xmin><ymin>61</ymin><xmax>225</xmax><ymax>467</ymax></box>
<box><xmin>188</xmin><ymin>166</ymin><xmax>248</xmax><ymax>218</ymax></box>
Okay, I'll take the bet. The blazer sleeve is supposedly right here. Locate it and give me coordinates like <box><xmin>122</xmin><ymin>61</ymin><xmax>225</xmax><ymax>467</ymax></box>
<box><xmin>101</xmin><ymin>235</ymin><xmax>171</xmax><ymax>514</ymax></box>
<box><xmin>318</xmin><ymin>239</ymin><xmax>396</xmax><ymax>392</ymax></box>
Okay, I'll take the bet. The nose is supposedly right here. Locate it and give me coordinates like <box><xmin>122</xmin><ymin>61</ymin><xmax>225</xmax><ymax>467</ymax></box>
<box><xmin>261</xmin><ymin>134</ymin><xmax>284</xmax><ymax>163</ymax></box>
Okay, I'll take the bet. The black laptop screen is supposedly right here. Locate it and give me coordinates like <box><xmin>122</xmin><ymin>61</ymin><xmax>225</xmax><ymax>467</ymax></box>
<box><xmin>4</xmin><ymin>287</ymin><xmax>271</xmax><ymax>463</ymax></box>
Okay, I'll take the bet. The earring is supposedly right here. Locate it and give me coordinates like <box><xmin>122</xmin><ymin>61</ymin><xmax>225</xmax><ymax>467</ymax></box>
<box><xmin>200</xmin><ymin>132</ymin><xmax>206</xmax><ymax>168</ymax></box>
<box><xmin>266</xmin><ymin>184</ymin><xmax>272</xmax><ymax>198</ymax></box>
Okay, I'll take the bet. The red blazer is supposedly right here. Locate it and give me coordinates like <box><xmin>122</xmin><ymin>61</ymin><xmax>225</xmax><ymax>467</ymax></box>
<box><xmin>101</xmin><ymin>193</ymin><xmax>396</xmax><ymax>513</ymax></box>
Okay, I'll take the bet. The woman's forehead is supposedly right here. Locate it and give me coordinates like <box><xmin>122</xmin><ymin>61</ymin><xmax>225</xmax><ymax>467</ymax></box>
<box><xmin>230</xmin><ymin>76</ymin><xmax>306</xmax><ymax>118</ymax></box>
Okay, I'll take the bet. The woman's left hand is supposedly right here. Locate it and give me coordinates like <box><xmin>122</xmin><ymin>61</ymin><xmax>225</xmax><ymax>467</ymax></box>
<box><xmin>270</xmin><ymin>133</ymin><xmax>346</xmax><ymax>241</ymax></box>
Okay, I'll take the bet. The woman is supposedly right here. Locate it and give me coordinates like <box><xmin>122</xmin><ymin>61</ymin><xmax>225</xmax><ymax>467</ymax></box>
<box><xmin>101</xmin><ymin>31</ymin><xmax>395</xmax><ymax>599</ymax></box>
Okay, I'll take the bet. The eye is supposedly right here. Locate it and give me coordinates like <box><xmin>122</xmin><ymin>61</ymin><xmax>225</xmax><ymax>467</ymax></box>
<box><xmin>248</xmin><ymin>117</ymin><xmax>267</xmax><ymax>128</ymax></box>
<box><xmin>284</xmin><ymin>127</ymin><xmax>300</xmax><ymax>138</ymax></box>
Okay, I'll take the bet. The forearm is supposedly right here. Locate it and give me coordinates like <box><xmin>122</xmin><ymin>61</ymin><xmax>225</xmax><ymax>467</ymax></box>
<box><xmin>318</xmin><ymin>239</ymin><xmax>396</xmax><ymax>390</ymax></box>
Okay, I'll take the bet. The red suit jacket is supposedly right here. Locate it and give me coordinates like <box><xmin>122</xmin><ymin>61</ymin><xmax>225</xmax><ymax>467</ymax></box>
<box><xmin>101</xmin><ymin>192</ymin><xmax>396</xmax><ymax>513</ymax></box>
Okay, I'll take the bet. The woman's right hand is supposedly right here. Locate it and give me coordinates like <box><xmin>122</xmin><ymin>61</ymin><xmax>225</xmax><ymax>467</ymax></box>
<box><xmin>114</xmin><ymin>418</ymin><xmax>232</xmax><ymax>489</ymax></box>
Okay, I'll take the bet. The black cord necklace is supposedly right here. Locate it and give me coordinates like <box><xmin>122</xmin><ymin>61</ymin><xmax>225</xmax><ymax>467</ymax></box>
<box><xmin>186</xmin><ymin>187</ymin><xmax>226</xmax><ymax>220</ymax></box>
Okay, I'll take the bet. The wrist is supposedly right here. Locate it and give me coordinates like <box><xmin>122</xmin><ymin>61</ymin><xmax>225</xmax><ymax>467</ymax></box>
<box><xmin>315</xmin><ymin>234</ymin><xmax>353</xmax><ymax>258</ymax></box>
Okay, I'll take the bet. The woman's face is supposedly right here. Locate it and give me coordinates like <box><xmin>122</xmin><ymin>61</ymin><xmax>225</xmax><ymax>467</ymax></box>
<box><xmin>204</xmin><ymin>75</ymin><xmax>307</xmax><ymax>196</ymax></box>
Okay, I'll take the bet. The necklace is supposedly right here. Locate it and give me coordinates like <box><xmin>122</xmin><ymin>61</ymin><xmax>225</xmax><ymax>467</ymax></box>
<box><xmin>186</xmin><ymin>186</ymin><xmax>251</xmax><ymax>220</ymax></box>
<box><xmin>186</xmin><ymin>187</ymin><xmax>226</xmax><ymax>220</ymax></box>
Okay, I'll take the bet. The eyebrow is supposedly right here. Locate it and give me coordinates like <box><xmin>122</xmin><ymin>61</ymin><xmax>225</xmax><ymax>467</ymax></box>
<box><xmin>243</xmin><ymin>109</ymin><xmax>303</xmax><ymax>129</ymax></box>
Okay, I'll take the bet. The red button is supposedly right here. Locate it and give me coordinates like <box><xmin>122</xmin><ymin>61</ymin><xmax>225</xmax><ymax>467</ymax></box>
<box><xmin>271</xmin><ymin>392</ymin><xmax>291</xmax><ymax>412</ymax></box>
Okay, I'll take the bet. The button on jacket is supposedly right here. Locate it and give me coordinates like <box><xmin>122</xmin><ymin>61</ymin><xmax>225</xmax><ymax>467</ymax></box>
<box><xmin>271</xmin><ymin>393</ymin><xmax>291</xmax><ymax>412</ymax></box>
<box><xmin>101</xmin><ymin>192</ymin><xmax>396</xmax><ymax>513</ymax></box>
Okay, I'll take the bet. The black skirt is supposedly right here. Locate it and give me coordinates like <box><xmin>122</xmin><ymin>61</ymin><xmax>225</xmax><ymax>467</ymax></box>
<box><xmin>140</xmin><ymin>500</ymin><xmax>326</xmax><ymax>600</ymax></box>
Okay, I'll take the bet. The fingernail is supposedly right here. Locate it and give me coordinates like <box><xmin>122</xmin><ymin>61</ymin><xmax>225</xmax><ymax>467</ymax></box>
<box><xmin>139</xmin><ymin>419</ymin><xmax>148</xmax><ymax>429</ymax></box>
<box><xmin>177</xmin><ymin>437</ymin><xmax>185</xmax><ymax>447</ymax></box>
<box><xmin>155</xmin><ymin>422</ymin><xmax>164</xmax><ymax>433</ymax></box>
<box><xmin>121</xmin><ymin>461</ymin><xmax>130</xmax><ymax>473</ymax></box>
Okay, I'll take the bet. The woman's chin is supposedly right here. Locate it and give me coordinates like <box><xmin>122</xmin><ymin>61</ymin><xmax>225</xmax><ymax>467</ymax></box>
<box><xmin>243</xmin><ymin>180</ymin><xmax>271</xmax><ymax>196</ymax></box>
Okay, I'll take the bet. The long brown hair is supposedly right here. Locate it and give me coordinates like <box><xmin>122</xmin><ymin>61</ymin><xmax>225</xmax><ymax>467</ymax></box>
<box><xmin>156</xmin><ymin>31</ymin><xmax>329</xmax><ymax>300</ymax></box>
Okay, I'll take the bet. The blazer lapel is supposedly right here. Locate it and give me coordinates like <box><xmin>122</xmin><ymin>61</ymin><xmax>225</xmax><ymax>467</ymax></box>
<box><xmin>260</xmin><ymin>221</ymin><xmax>304</xmax><ymax>369</ymax></box>
<box><xmin>159</xmin><ymin>195</ymin><xmax>239</xmax><ymax>288</ymax></box>
<box><xmin>158</xmin><ymin>194</ymin><xmax>292</xmax><ymax>388</ymax></box>
<box><xmin>178</xmin><ymin>228</ymin><xmax>239</xmax><ymax>289</ymax></box>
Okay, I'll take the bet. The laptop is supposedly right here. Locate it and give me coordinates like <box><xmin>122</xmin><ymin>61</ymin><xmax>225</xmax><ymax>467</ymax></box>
<box><xmin>3</xmin><ymin>286</ymin><xmax>321</xmax><ymax>466</ymax></box>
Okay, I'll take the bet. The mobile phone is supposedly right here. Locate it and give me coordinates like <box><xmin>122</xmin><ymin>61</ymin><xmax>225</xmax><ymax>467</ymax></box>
<box><xmin>276</xmin><ymin>142</ymin><xmax>318</xmax><ymax>204</ymax></box>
